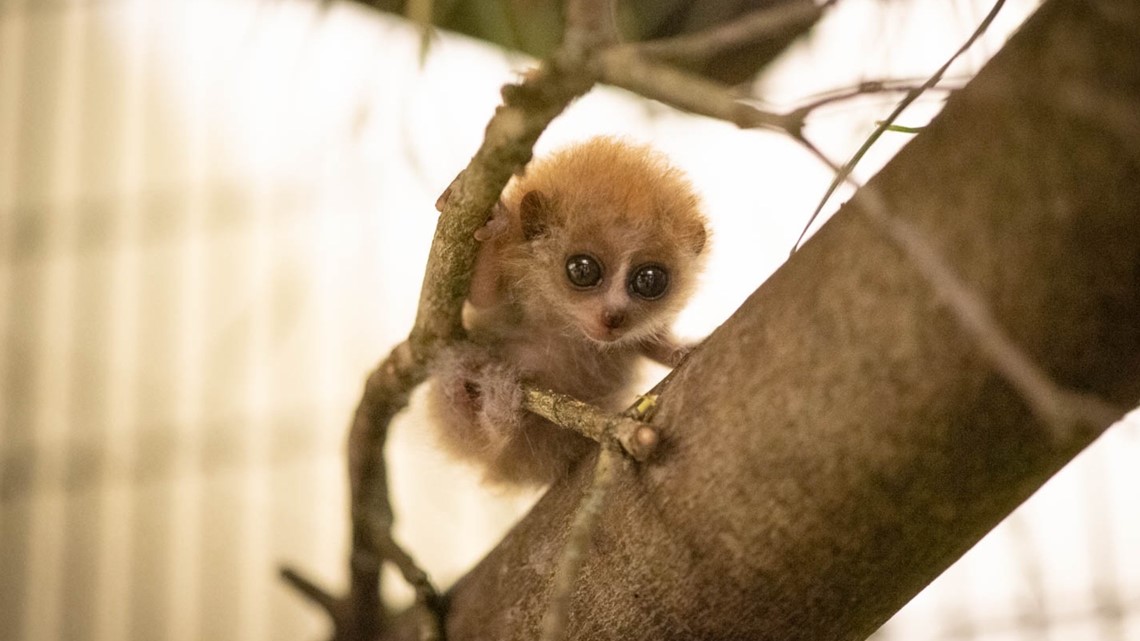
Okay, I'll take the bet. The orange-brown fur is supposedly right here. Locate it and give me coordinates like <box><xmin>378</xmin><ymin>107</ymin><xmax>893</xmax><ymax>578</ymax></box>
<box><xmin>428</xmin><ymin>137</ymin><xmax>709</xmax><ymax>486</ymax></box>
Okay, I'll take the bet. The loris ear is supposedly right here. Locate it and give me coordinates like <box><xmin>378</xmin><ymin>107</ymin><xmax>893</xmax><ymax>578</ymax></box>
<box><xmin>685</xmin><ymin>219</ymin><xmax>709</xmax><ymax>255</ymax></box>
<box><xmin>519</xmin><ymin>190</ymin><xmax>552</xmax><ymax>240</ymax></box>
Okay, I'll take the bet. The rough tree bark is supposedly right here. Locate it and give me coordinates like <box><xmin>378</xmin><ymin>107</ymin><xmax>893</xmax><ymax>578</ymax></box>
<box><xmin>380</xmin><ymin>0</ymin><xmax>1140</xmax><ymax>639</ymax></box>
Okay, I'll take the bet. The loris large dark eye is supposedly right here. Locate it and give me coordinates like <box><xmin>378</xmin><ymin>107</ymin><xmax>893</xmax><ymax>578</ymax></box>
<box><xmin>629</xmin><ymin>264</ymin><xmax>669</xmax><ymax>300</ymax></box>
<box><xmin>566</xmin><ymin>254</ymin><xmax>603</xmax><ymax>288</ymax></box>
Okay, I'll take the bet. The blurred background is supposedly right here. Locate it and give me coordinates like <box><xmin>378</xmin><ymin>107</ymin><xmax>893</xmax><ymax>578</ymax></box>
<box><xmin>0</xmin><ymin>0</ymin><xmax>1137</xmax><ymax>640</ymax></box>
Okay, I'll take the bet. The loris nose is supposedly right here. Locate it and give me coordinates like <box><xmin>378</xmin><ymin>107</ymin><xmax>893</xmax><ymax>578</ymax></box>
<box><xmin>602</xmin><ymin>310</ymin><xmax>626</xmax><ymax>329</ymax></box>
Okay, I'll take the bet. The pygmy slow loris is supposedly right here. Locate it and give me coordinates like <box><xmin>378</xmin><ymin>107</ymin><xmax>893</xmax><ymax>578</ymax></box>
<box><xmin>428</xmin><ymin>136</ymin><xmax>709</xmax><ymax>486</ymax></box>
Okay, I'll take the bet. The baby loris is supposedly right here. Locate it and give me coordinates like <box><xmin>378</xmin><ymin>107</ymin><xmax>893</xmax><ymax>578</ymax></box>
<box><xmin>428</xmin><ymin>137</ymin><xmax>709</xmax><ymax>486</ymax></box>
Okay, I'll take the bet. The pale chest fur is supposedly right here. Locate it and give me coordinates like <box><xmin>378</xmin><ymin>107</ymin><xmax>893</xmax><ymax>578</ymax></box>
<box><xmin>466</xmin><ymin>305</ymin><xmax>640</xmax><ymax>411</ymax></box>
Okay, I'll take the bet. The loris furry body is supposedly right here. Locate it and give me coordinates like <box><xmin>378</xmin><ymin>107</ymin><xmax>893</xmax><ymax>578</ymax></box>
<box><xmin>428</xmin><ymin>137</ymin><xmax>709</xmax><ymax>486</ymax></box>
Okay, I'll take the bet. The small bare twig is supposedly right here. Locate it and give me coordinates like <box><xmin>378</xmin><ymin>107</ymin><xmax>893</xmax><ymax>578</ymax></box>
<box><xmin>539</xmin><ymin>443</ymin><xmax>623</xmax><ymax>641</ymax></box>
<box><xmin>280</xmin><ymin>566</ymin><xmax>339</xmax><ymax>615</ymax></box>
<box><xmin>787</xmin><ymin>79</ymin><xmax>961</xmax><ymax>119</ymax></box>
<box><xmin>791</xmin><ymin>0</ymin><xmax>1009</xmax><ymax>255</ymax></box>
<box><xmin>597</xmin><ymin>47</ymin><xmax>797</xmax><ymax>133</ymax></box>
<box><xmin>521</xmin><ymin>387</ymin><xmax>660</xmax><ymax>462</ymax></box>
<box><xmin>792</xmin><ymin>75</ymin><xmax>970</xmax><ymax>107</ymax></box>
<box><xmin>806</xmin><ymin>147</ymin><xmax>1126</xmax><ymax>441</ymax></box>
<box><xmin>855</xmin><ymin>186</ymin><xmax>1126</xmax><ymax>440</ymax></box>
<box><xmin>599</xmin><ymin>32</ymin><xmax>960</xmax><ymax>144</ymax></box>
<box><xmin>367</xmin><ymin>509</ymin><xmax>443</xmax><ymax>641</ymax></box>
<box><xmin>636</xmin><ymin>0</ymin><xmax>831</xmax><ymax>65</ymax></box>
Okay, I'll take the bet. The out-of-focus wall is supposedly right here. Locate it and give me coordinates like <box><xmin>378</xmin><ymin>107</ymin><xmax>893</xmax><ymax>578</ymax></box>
<box><xmin>0</xmin><ymin>1</ymin><xmax>1136</xmax><ymax>641</ymax></box>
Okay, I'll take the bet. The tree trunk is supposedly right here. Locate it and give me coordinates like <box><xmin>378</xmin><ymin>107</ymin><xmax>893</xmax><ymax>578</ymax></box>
<box><xmin>382</xmin><ymin>0</ymin><xmax>1140</xmax><ymax>638</ymax></box>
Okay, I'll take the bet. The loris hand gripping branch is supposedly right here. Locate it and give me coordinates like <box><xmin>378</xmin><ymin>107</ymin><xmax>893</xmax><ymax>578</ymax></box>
<box><xmin>428</xmin><ymin>137</ymin><xmax>709</xmax><ymax>486</ymax></box>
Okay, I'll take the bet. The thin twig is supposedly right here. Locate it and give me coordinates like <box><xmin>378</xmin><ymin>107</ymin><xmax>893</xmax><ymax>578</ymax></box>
<box><xmin>636</xmin><ymin>0</ymin><xmax>831</xmax><ymax>64</ymax></box>
<box><xmin>597</xmin><ymin>47</ymin><xmax>796</xmax><ymax>133</ymax></box>
<box><xmin>280</xmin><ymin>565</ymin><xmax>339</xmax><ymax>615</ymax></box>
<box><xmin>790</xmin><ymin>0</ymin><xmax>1009</xmax><ymax>255</ymax></box>
<box><xmin>857</xmin><ymin>186</ymin><xmax>1126</xmax><ymax>440</ymax></box>
<box><xmin>787</xmin><ymin>79</ymin><xmax>961</xmax><ymax>118</ymax></box>
<box><xmin>367</xmin><ymin>513</ymin><xmax>443</xmax><ymax>641</ymax></box>
<box><xmin>521</xmin><ymin>387</ymin><xmax>660</xmax><ymax>462</ymax></box>
<box><xmin>599</xmin><ymin>41</ymin><xmax>951</xmax><ymax>141</ymax></box>
<box><xmin>791</xmin><ymin>75</ymin><xmax>971</xmax><ymax>106</ymax></box>
<box><xmin>560</xmin><ymin>0</ymin><xmax>619</xmax><ymax>66</ymax></box>
<box><xmin>539</xmin><ymin>443</ymin><xmax>623</xmax><ymax>641</ymax></box>
<box><xmin>808</xmin><ymin>148</ymin><xmax>1126</xmax><ymax>442</ymax></box>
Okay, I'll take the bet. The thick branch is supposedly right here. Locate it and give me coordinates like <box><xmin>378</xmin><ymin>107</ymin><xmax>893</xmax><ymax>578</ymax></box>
<box><xmin>378</xmin><ymin>1</ymin><xmax>1140</xmax><ymax>638</ymax></box>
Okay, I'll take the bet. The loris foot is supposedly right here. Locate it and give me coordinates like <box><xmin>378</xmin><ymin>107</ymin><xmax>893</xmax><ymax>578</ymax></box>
<box><xmin>428</xmin><ymin>343</ymin><xmax>525</xmax><ymax>458</ymax></box>
<box><xmin>427</xmin><ymin>343</ymin><xmax>594</xmax><ymax>486</ymax></box>
<box><xmin>642</xmin><ymin>334</ymin><xmax>702</xmax><ymax>368</ymax></box>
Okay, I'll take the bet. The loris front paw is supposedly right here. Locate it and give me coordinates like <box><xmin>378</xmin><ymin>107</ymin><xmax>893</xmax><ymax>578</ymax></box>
<box><xmin>467</xmin><ymin>201</ymin><xmax>511</xmax><ymax>309</ymax></box>
<box><xmin>473</xmin><ymin>201</ymin><xmax>511</xmax><ymax>242</ymax></box>
<box><xmin>642</xmin><ymin>334</ymin><xmax>701</xmax><ymax>368</ymax></box>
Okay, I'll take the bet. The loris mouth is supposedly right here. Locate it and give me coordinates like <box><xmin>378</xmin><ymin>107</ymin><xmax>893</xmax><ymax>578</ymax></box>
<box><xmin>581</xmin><ymin>324</ymin><xmax>618</xmax><ymax>343</ymax></box>
<box><xmin>583</xmin><ymin>309</ymin><xmax>634</xmax><ymax>344</ymax></box>
<box><xmin>583</xmin><ymin>323</ymin><xmax>636</xmax><ymax>345</ymax></box>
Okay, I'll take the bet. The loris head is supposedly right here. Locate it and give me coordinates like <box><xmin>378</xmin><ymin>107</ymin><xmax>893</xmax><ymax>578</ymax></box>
<box><xmin>499</xmin><ymin>137</ymin><xmax>709</xmax><ymax>346</ymax></box>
